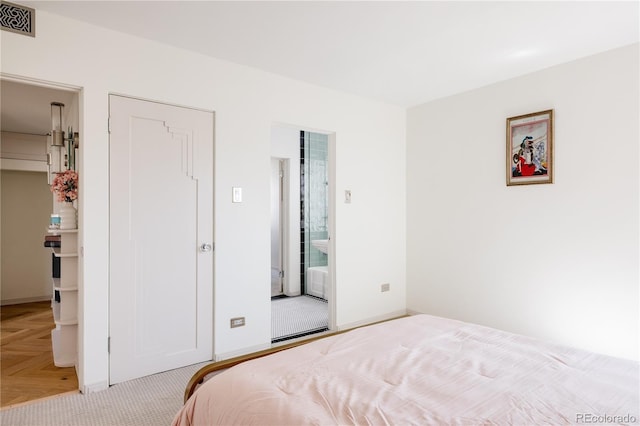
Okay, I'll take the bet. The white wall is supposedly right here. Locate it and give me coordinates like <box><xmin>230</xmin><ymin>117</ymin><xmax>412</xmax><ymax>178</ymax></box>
<box><xmin>1</xmin><ymin>10</ymin><xmax>407</xmax><ymax>390</ymax></box>
<box><xmin>407</xmin><ymin>44</ymin><xmax>639</xmax><ymax>361</ymax></box>
<box><xmin>1</xmin><ymin>170</ymin><xmax>52</xmax><ymax>304</ymax></box>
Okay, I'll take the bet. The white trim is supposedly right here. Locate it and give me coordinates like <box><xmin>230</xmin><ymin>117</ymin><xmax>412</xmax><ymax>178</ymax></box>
<box><xmin>81</xmin><ymin>380</ymin><xmax>109</xmax><ymax>394</ymax></box>
<box><xmin>271</xmin><ymin>121</ymin><xmax>335</xmax><ymax>136</ymax></box>
<box><xmin>327</xmin><ymin>132</ymin><xmax>337</xmax><ymax>331</ymax></box>
<box><xmin>108</xmin><ymin>92</ymin><xmax>214</xmax><ymax>115</ymax></box>
<box><xmin>0</xmin><ymin>72</ymin><xmax>81</xmax><ymax>92</ymax></box>
<box><xmin>0</xmin><ymin>73</ymin><xmax>85</xmax><ymax>392</ymax></box>
<box><xmin>336</xmin><ymin>309</ymin><xmax>408</xmax><ymax>331</ymax></box>
<box><xmin>214</xmin><ymin>343</ymin><xmax>270</xmax><ymax>362</ymax></box>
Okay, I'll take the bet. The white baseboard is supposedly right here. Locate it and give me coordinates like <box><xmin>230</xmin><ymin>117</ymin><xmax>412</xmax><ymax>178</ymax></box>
<box><xmin>82</xmin><ymin>381</ymin><xmax>109</xmax><ymax>394</ymax></box>
<box><xmin>214</xmin><ymin>309</ymin><xmax>408</xmax><ymax>363</ymax></box>
<box><xmin>214</xmin><ymin>343</ymin><xmax>271</xmax><ymax>362</ymax></box>
<box><xmin>1</xmin><ymin>295</ymin><xmax>52</xmax><ymax>306</ymax></box>
<box><xmin>406</xmin><ymin>308</ymin><xmax>424</xmax><ymax>316</ymax></box>
<box><xmin>336</xmin><ymin>309</ymin><xmax>408</xmax><ymax>332</ymax></box>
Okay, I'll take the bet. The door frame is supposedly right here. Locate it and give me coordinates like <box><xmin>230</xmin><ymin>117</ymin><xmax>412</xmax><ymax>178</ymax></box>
<box><xmin>0</xmin><ymin>73</ymin><xmax>83</xmax><ymax>387</ymax></box>
<box><xmin>327</xmin><ymin>132</ymin><xmax>336</xmax><ymax>331</ymax></box>
<box><xmin>270</xmin><ymin>157</ymin><xmax>287</xmax><ymax>297</ymax></box>
<box><xmin>270</xmin><ymin>123</ymin><xmax>336</xmax><ymax>331</ymax></box>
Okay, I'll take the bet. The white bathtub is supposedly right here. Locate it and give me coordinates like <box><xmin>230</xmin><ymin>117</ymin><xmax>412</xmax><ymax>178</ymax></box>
<box><xmin>306</xmin><ymin>266</ymin><xmax>328</xmax><ymax>299</ymax></box>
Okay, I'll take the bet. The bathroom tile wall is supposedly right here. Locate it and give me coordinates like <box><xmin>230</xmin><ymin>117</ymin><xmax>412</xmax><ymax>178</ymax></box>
<box><xmin>301</xmin><ymin>131</ymin><xmax>329</xmax><ymax>289</ymax></box>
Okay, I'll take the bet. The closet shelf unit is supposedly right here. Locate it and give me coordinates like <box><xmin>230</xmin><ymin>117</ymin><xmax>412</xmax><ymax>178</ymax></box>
<box><xmin>47</xmin><ymin>228</ymin><xmax>78</xmax><ymax>368</ymax></box>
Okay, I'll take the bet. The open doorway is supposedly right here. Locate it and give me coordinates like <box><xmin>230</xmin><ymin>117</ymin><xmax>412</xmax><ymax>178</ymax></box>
<box><xmin>0</xmin><ymin>78</ymin><xmax>80</xmax><ymax>407</ymax></box>
<box><xmin>270</xmin><ymin>158</ymin><xmax>285</xmax><ymax>298</ymax></box>
<box><xmin>270</xmin><ymin>125</ymin><xmax>333</xmax><ymax>343</ymax></box>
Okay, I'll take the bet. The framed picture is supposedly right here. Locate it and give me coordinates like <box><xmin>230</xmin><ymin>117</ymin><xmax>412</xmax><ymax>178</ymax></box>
<box><xmin>506</xmin><ymin>109</ymin><xmax>553</xmax><ymax>186</ymax></box>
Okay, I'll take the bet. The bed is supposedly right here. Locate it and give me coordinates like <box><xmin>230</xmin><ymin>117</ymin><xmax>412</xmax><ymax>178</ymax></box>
<box><xmin>173</xmin><ymin>314</ymin><xmax>639</xmax><ymax>425</ymax></box>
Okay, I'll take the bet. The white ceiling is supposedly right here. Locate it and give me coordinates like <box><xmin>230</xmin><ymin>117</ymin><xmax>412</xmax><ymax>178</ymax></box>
<box><xmin>16</xmin><ymin>1</ymin><xmax>640</xmax><ymax>107</ymax></box>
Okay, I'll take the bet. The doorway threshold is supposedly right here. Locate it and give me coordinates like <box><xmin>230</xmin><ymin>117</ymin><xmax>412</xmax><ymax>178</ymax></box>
<box><xmin>270</xmin><ymin>294</ymin><xmax>287</xmax><ymax>300</ymax></box>
<box><xmin>271</xmin><ymin>327</ymin><xmax>329</xmax><ymax>344</ymax></box>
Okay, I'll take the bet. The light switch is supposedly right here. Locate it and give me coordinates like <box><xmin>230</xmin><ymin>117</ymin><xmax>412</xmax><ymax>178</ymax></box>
<box><xmin>345</xmin><ymin>190</ymin><xmax>352</xmax><ymax>204</ymax></box>
<box><xmin>232</xmin><ymin>187</ymin><xmax>242</xmax><ymax>203</ymax></box>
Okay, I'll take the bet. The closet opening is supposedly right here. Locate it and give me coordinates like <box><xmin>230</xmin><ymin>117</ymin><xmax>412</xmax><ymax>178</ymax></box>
<box><xmin>0</xmin><ymin>78</ymin><xmax>80</xmax><ymax>407</ymax></box>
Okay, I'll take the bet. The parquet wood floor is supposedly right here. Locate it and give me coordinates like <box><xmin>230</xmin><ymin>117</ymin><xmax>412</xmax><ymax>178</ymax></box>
<box><xmin>1</xmin><ymin>301</ymin><xmax>78</xmax><ymax>408</ymax></box>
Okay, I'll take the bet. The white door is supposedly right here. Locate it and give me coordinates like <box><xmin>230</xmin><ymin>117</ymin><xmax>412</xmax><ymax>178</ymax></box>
<box><xmin>109</xmin><ymin>95</ymin><xmax>214</xmax><ymax>384</ymax></box>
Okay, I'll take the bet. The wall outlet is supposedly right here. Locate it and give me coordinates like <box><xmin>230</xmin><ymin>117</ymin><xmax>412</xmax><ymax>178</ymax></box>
<box><xmin>381</xmin><ymin>283</ymin><xmax>390</xmax><ymax>292</ymax></box>
<box><xmin>230</xmin><ymin>317</ymin><xmax>245</xmax><ymax>328</ymax></box>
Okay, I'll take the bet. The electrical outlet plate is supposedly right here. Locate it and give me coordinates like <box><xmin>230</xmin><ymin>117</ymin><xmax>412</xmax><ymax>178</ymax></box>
<box><xmin>381</xmin><ymin>283</ymin><xmax>390</xmax><ymax>292</ymax></box>
<box><xmin>230</xmin><ymin>317</ymin><xmax>245</xmax><ymax>328</ymax></box>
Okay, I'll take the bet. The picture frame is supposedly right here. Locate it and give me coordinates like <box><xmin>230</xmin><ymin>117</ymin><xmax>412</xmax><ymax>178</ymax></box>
<box><xmin>506</xmin><ymin>109</ymin><xmax>553</xmax><ymax>186</ymax></box>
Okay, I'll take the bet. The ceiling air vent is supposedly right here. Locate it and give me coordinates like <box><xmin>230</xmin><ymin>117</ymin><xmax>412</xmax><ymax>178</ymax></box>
<box><xmin>0</xmin><ymin>1</ymin><xmax>35</xmax><ymax>37</ymax></box>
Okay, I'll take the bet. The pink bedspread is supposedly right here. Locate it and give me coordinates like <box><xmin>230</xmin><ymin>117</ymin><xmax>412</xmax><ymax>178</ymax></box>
<box><xmin>173</xmin><ymin>314</ymin><xmax>639</xmax><ymax>425</ymax></box>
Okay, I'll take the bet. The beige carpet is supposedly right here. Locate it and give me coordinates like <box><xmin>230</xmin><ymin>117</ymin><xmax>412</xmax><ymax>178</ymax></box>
<box><xmin>0</xmin><ymin>362</ymin><xmax>209</xmax><ymax>426</ymax></box>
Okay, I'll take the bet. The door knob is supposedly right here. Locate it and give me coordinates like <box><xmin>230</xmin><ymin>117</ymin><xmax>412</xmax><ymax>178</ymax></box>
<box><xmin>200</xmin><ymin>243</ymin><xmax>213</xmax><ymax>252</ymax></box>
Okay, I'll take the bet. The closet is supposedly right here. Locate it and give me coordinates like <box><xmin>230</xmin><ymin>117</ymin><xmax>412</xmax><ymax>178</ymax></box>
<box><xmin>0</xmin><ymin>78</ymin><xmax>80</xmax><ymax>403</ymax></box>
